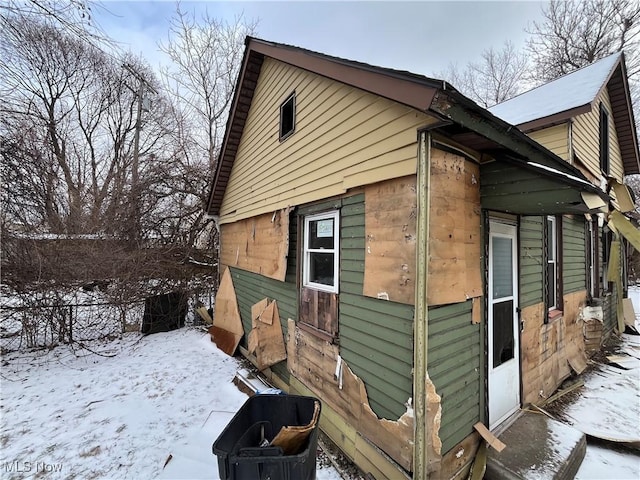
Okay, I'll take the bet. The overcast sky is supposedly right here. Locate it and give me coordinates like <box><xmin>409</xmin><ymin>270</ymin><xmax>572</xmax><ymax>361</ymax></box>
<box><xmin>94</xmin><ymin>1</ymin><xmax>545</xmax><ymax>78</ymax></box>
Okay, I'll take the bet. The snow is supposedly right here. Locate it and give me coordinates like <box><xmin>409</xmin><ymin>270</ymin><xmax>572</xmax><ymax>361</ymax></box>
<box><xmin>489</xmin><ymin>52</ymin><xmax>621</xmax><ymax>126</ymax></box>
<box><xmin>0</xmin><ymin>329</ymin><xmax>342</xmax><ymax>479</ymax></box>
<box><xmin>526</xmin><ymin>161</ymin><xmax>594</xmax><ymax>188</ymax></box>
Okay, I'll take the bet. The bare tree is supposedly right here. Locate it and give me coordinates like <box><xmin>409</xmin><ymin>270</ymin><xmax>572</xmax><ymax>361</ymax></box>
<box><xmin>435</xmin><ymin>41</ymin><xmax>530</xmax><ymax>108</ymax></box>
<box><xmin>159</xmin><ymin>4</ymin><xmax>257</xmax><ymax>169</ymax></box>
<box><xmin>0</xmin><ymin>14</ymin><xmax>174</xmax><ymax>239</ymax></box>
<box><xmin>527</xmin><ymin>0</ymin><xmax>640</xmax><ymax>81</ymax></box>
<box><xmin>527</xmin><ymin>0</ymin><xmax>640</xmax><ymax>147</ymax></box>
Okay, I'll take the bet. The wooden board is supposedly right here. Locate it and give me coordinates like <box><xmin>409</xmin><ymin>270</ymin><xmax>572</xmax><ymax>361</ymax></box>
<box><xmin>210</xmin><ymin>267</ymin><xmax>244</xmax><ymax>356</ymax></box>
<box><xmin>363</xmin><ymin>175</ymin><xmax>417</xmax><ymax>305</ymax></box>
<box><xmin>428</xmin><ymin>150</ymin><xmax>482</xmax><ymax>306</ymax></box>
<box><xmin>249</xmin><ymin>299</ymin><xmax>287</xmax><ymax>370</ymax></box>
<box><xmin>473</xmin><ymin>422</ymin><xmax>505</xmax><ymax>452</ymax></box>
<box><xmin>220</xmin><ymin>208</ymin><xmax>290</xmax><ymax>281</ymax></box>
<box><xmin>207</xmin><ymin>325</ymin><xmax>242</xmax><ymax>356</ymax></box>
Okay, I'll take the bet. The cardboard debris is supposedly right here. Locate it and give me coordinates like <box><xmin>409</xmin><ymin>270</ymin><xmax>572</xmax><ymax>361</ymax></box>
<box><xmin>473</xmin><ymin>422</ymin><xmax>506</xmax><ymax>452</ymax></box>
<box><xmin>270</xmin><ymin>399</ymin><xmax>321</xmax><ymax>455</ymax></box>
<box><xmin>209</xmin><ymin>268</ymin><xmax>243</xmax><ymax>356</ymax></box>
<box><xmin>249</xmin><ymin>298</ymin><xmax>287</xmax><ymax>370</ymax></box>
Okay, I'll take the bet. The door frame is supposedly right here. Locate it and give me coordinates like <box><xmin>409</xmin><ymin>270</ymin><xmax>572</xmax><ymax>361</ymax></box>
<box><xmin>487</xmin><ymin>219</ymin><xmax>521</xmax><ymax>429</ymax></box>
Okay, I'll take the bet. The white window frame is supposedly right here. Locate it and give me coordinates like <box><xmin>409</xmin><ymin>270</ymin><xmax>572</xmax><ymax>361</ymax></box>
<box><xmin>303</xmin><ymin>211</ymin><xmax>339</xmax><ymax>293</ymax></box>
<box><xmin>547</xmin><ymin>215</ymin><xmax>558</xmax><ymax>310</ymax></box>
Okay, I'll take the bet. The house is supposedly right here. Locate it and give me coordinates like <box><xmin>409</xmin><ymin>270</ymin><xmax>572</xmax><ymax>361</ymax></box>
<box><xmin>490</xmin><ymin>52</ymin><xmax>640</xmax><ymax>341</ymax></box>
<box><xmin>205</xmin><ymin>37</ymin><xmax>624</xmax><ymax>479</ymax></box>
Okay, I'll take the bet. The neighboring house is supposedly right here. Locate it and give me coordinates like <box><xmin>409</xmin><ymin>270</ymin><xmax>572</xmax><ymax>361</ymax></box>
<box><xmin>490</xmin><ymin>52</ymin><xmax>640</xmax><ymax>341</ymax></box>
<box><xmin>206</xmin><ymin>37</ymin><xmax>623</xmax><ymax>479</ymax></box>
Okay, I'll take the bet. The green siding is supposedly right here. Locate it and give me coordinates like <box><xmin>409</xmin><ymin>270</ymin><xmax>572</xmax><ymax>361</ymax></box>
<box><xmin>563</xmin><ymin>216</ymin><xmax>586</xmax><ymax>294</ymax></box>
<box><xmin>520</xmin><ymin>216</ymin><xmax>544</xmax><ymax>308</ymax></box>
<box><xmin>481</xmin><ymin>162</ymin><xmax>586</xmax><ymax>215</ymax></box>
<box><xmin>338</xmin><ymin>194</ymin><xmax>415</xmax><ymax>421</ymax></box>
<box><xmin>428</xmin><ymin>301</ymin><xmax>482</xmax><ymax>453</ymax></box>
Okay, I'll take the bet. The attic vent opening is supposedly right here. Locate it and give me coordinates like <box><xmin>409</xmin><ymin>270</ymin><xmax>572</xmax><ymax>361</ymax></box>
<box><xmin>279</xmin><ymin>92</ymin><xmax>296</xmax><ymax>141</ymax></box>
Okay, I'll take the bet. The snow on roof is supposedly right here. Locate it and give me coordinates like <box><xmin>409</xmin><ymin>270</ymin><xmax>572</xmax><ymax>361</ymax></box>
<box><xmin>489</xmin><ymin>53</ymin><xmax>622</xmax><ymax>126</ymax></box>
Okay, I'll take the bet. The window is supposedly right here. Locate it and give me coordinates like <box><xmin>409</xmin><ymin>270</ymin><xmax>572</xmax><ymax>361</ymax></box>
<box><xmin>601</xmin><ymin>227</ymin><xmax>613</xmax><ymax>293</ymax></box>
<box><xmin>545</xmin><ymin>215</ymin><xmax>562</xmax><ymax>317</ymax></box>
<box><xmin>586</xmin><ymin>219</ymin><xmax>599</xmax><ymax>299</ymax></box>
<box><xmin>279</xmin><ymin>92</ymin><xmax>296</xmax><ymax>141</ymax></box>
<box><xmin>546</xmin><ymin>216</ymin><xmax>558</xmax><ymax>310</ymax></box>
<box><xmin>599</xmin><ymin>103</ymin><xmax>610</xmax><ymax>175</ymax></box>
<box><xmin>303</xmin><ymin>211</ymin><xmax>339</xmax><ymax>293</ymax></box>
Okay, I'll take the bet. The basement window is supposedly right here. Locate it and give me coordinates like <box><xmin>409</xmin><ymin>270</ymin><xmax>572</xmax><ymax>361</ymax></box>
<box><xmin>279</xmin><ymin>92</ymin><xmax>296</xmax><ymax>141</ymax></box>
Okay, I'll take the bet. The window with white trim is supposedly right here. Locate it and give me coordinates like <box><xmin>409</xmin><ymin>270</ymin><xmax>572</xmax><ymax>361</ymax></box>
<box><xmin>303</xmin><ymin>211</ymin><xmax>339</xmax><ymax>293</ymax></box>
<box><xmin>546</xmin><ymin>215</ymin><xmax>559</xmax><ymax>312</ymax></box>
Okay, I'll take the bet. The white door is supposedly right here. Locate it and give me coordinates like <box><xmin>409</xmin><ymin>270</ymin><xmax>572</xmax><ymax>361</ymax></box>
<box><xmin>488</xmin><ymin>221</ymin><xmax>520</xmax><ymax>429</ymax></box>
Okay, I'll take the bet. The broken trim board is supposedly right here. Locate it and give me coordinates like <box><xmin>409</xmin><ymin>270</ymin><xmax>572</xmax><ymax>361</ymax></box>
<box><xmin>473</xmin><ymin>423</ymin><xmax>506</xmax><ymax>452</ymax></box>
<box><xmin>209</xmin><ymin>268</ymin><xmax>244</xmax><ymax>355</ymax></box>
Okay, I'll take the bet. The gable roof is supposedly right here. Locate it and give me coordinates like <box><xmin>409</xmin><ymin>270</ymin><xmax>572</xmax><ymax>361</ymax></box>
<box><xmin>489</xmin><ymin>53</ymin><xmax>639</xmax><ymax>174</ymax></box>
<box><xmin>207</xmin><ymin>37</ymin><xmax>607</xmax><ymax>216</ymax></box>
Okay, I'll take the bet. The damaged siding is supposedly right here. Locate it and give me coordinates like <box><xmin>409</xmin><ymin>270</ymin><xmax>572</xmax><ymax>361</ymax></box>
<box><xmin>339</xmin><ymin>194</ymin><xmax>415</xmax><ymax>421</ymax></box>
<box><xmin>227</xmin><ymin>216</ymin><xmax>297</xmax><ymax>381</ymax></box>
<box><xmin>428</xmin><ymin>300</ymin><xmax>482</xmax><ymax>453</ymax></box>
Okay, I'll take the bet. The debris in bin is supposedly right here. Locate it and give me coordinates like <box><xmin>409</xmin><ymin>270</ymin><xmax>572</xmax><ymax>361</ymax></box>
<box><xmin>270</xmin><ymin>399</ymin><xmax>321</xmax><ymax>455</ymax></box>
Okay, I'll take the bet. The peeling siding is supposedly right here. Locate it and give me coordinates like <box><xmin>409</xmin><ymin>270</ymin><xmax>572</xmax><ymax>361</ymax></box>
<box><xmin>528</xmin><ymin>124</ymin><xmax>570</xmax><ymax>161</ymax></box>
<box><xmin>563</xmin><ymin>216</ymin><xmax>587</xmax><ymax>294</ymax></box>
<box><xmin>428</xmin><ymin>300</ymin><xmax>482</xmax><ymax>454</ymax></box>
<box><xmin>219</xmin><ymin>58</ymin><xmax>436</xmax><ymax>224</ymax></box>
<box><xmin>572</xmin><ymin>88</ymin><xmax>624</xmax><ymax>181</ymax></box>
<box><xmin>338</xmin><ymin>194</ymin><xmax>415</xmax><ymax>421</ymax></box>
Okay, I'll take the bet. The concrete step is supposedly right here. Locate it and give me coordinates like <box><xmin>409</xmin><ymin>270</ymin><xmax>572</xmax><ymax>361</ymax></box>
<box><xmin>485</xmin><ymin>411</ymin><xmax>586</xmax><ymax>480</ymax></box>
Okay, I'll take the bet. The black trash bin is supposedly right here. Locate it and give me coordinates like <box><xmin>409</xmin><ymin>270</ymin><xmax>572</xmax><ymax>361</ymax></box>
<box><xmin>213</xmin><ymin>394</ymin><xmax>321</xmax><ymax>480</ymax></box>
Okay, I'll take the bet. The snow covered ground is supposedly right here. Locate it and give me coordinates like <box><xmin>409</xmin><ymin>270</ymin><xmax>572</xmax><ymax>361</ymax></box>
<box><xmin>0</xmin><ymin>329</ymin><xmax>342</xmax><ymax>479</ymax></box>
<box><xmin>2</xmin><ymin>288</ymin><xmax>640</xmax><ymax>479</ymax></box>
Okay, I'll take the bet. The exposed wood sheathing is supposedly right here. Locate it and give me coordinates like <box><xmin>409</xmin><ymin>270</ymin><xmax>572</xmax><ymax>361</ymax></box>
<box><xmin>363</xmin><ymin>176</ymin><xmax>417</xmax><ymax>304</ymax></box>
<box><xmin>219</xmin><ymin>209</ymin><xmax>289</xmax><ymax>281</ymax></box>
<box><xmin>429</xmin><ymin>149</ymin><xmax>482</xmax><ymax>305</ymax></box>
<box><xmin>520</xmin><ymin>290</ymin><xmax>588</xmax><ymax>405</ymax></box>
<box><xmin>287</xmin><ymin>319</ymin><xmax>442</xmax><ymax>474</ymax></box>
<box><xmin>362</xmin><ymin>151</ymin><xmax>481</xmax><ymax>307</ymax></box>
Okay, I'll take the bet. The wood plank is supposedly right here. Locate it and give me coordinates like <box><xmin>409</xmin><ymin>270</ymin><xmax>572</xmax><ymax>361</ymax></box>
<box><xmin>363</xmin><ymin>175</ymin><xmax>417</xmax><ymax>305</ymax></box>
<box><xmin>473</xmin><ymin>423</ymin><xmax>505</xmax><ymax>452</ymax></box>
<box><xmin>220</xmin><ymin>208</ymin><xmax>290</xmax><ymax>281</ymax></box>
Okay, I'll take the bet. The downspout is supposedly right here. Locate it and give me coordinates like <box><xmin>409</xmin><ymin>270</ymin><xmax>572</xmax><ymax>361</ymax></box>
<box><xmin>413</xmin><ymin>130</ymin><xmax>431</xmax><ymax>479</ymax></box>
